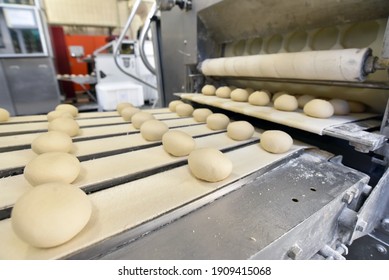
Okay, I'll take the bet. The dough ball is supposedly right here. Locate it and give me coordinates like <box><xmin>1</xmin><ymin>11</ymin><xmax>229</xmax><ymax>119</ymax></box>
<box><xmin>168</xmin><ymin>100</ymin><xmax>184</xmax><ymax>112</ymax></box>
<box><xmin>248</xmin><ymin>91</ymin><xmax>270</xmax><ymax>106</ymax></box>
<box><xmin>11</xmin><ymin>182</ymin><xmax>91</xmax><ymax>248</ymax></box>
<box><xmin>176</xmin><ymin>103</ymin><xmax>194</xmax><ymax>117</ymax></box>
<box><xmin>297</xmin><ymin>95</ymin><xmax>315</xmax><ymax>109</ymax></box>
<box><xmin>55</xmin><ymin>104</ymin><xmax>78</xmax><ymax>117</ymax></box>
<box><xmin>227</xmin><ymin>121</ymin><xmax>255</xmax><ymax>141</ymax></box>
<box><xmin>131</xmin><ymin>112</ymin><xmax>155</xmax><ymax>129</ymax></box>
<box><xmin>162</xmin><ymin>130</ymin><xmax>195</xmax><ymax>157</ymax></box>
<box><xmin>193</xmin><ymin>108</ymin><xmax>213</xmax><ymax>122</ymax></box>
<box><xmin>116</xmin><ymin>102</ymin><xmax>133</xmax><ymax>114</ymax></box>
<box><xmin>24</xmin><ymin>152</ymin><xmax>81</xmax><ymax>186</ymax></box>
<box><xmin>260</xmin><ymin>130</ymin><xmax>293</xmax><ymax>154</ymax></box>
<box><xmin>31</xmin><ymin>131</ymin><xmax>73</xmax><ymax>154</ymax></box>
<box><xmin>348</xmin><ymin>101</ymin><xmax>366</xmax><ymax>113</ymax></box>
<box><xmin>231</xmin><ymin>88</ymin><xmax>250</xmax><ymax>102</ymax></box>
<box><xmin>215</xmin><ymin>86</ymin><xmax>232</xmax><ymax>98</ymax></box>
<box><xmin>274</xmin><ymin>94</ymin><xmax>298</xmax><ymax>111</ymax></box>
<box><xmin>206</xmin><ymin>113</ymin><xmax>230</xmax><ymax>130</ymax></box>
<box><xmin>121</xmin><ymin>107</ymin><xmax>141</xmax><ymax>121</ymax></box>
<box><xmin>140</xmin><ymin>119</ymin><xmax>169</xmax><ymax>141</ymax></box>
<box><xmin>201</xmin><ymin>85</ymin><xmax>216</xmax><ymax>96</ymax></box>
<box><xmin>329</xmin><ymin>99</ymin><xmax>350</xmax><ymax>115</ymax></box>
<box><xmin>188</xmin><ymin>148</ymin><xmax>232</xmax><ymax>182</ymax></box>
<box><xmin>303</xmin><ymin>99</ymin><xmax>334</xmax><ymax>118</ymax></box>
<box><xmin>48</xmin><ymin>117</ymin><xmax>80</xmax><ymax>137</ymax></box>
<box><xmin>47</xmin><ymin>110</ymin><xmax>73</xmax><ymax>122</ymax></box>
<box><xmin>272</xmin><ymin>91</ymin><xmax>286</xmax><ymax>102</ymax></box>
<box><xmin>0</xmin><ymin>108</ymin><xmax>10</xmax><ymax>122</ymax></box>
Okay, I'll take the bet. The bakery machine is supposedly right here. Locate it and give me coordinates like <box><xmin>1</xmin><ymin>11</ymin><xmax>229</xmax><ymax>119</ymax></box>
<box><xmin>0</xmin><ymin>0</ymin><xmax>389</xmax><ymax>260</ymax></box>
<box><xmin>0</xmin><ymin>1</ymin><xmax>60</xmax><ymax>116</ymax></box>
<box><xmin>131</xmin><ymin>0</ymin><xmax>389</xmax><ymax>259</ymax></box>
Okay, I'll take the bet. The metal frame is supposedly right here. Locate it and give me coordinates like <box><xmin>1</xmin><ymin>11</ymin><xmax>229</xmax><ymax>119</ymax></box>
<box><xmin>0</xmin><ymin>3</ymin><xmax>49</xmax><ymax>58</ymax></box>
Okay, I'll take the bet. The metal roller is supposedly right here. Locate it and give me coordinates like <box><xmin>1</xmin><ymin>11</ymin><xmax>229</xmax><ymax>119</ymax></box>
<box><xmin>201</xmin><ymin>48</ymin><xmax>372</xmax><ymax>82</ymax></box>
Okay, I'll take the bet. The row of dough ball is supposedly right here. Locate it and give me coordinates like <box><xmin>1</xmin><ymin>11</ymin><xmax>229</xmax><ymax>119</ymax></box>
<box><xmin>12</xmin><ymin>103</ymin><xmax>91</xmax><ymax>249</ymax></box>
<box><xmin>26</xmin><ymin>104</ymin><xmax>81</xmax><ymax>186</ymax></box>
<box><xmin>167</xmin><ymin>99</ymin><xmax>294</xmax><ymax>178</ymax></box>
<box><xmin>201</xmin><ymin>85</ymin><xmax>367</xmax><ymax>119</ymax></box>
<box><xmin>117</xmin><ymin>102</ymin><xmax>252</xmax><ymax>143</ymax></box>
<box><xmin>116</xmin><ymin>102</ymin><xmax>232</xmax><ymax>182</ymax></box>
<box><xmin>189</xmin><ymin>129</ymin><xmax>293</xmax><ymax>183</ymax></box>
<box><xmin>168</xmin><ymin>99</ymin><xmax>294</xmax><ymax>150</ymax></box>
<box><xmin>47</xmin><ymin>104</ymin><xmax>81</xmax><ymax>137</ymax></box>
<box><xmin>169</xmin><ymin>100</ymin><xmax>253</xmax><ymax>139</ymax></box>
<box><xmin>57</xmin><ymin>73</ymin><xmax>95</xmax><ymax>79</ymax></box>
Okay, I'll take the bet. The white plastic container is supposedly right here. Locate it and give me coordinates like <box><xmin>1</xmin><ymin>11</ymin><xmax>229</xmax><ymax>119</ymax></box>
<box><xmin>96</xmin><ymin>82</ymin><xmax>144</xmax><ymax>111</ymax></box>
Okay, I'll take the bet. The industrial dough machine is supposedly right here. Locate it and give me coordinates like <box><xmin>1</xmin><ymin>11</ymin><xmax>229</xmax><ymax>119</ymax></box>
<box><xmin>1</xmin><ymin>0</ymin><xmax>389</xmax><ymax>260</ymax></box>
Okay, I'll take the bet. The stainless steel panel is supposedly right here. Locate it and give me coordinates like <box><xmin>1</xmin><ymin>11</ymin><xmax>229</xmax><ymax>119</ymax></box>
<box><xmin>98</xmin><ymin>150</ymin><xmax>369</xmax><ymax>260</ymax></box>
<box><xmin>2</xmin><ymin>57</ymin><xmax>60</xmax><ymax>115</ymax></box>
<box><xmin>0</xmin><ymin>60</ymin><xmax>15</xmax><ymax>115</ymax></box>
<box><xmin>159</xmin><ymin>0</ymin><xmax>222</xmax><ymax>105</ymax></box>
<box><xmin>198</xmin><ymin>0</ymin><xmax>389</xmax><ymax>43</ymax></box>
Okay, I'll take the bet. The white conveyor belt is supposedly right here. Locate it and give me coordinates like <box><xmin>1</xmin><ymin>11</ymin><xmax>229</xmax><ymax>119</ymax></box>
<box><xmin>179</xmin><ymin>94</ymin><xmax>378</xmax><ymax>135</ymax></box>
<box><xmin>201</xmin><ymin>48</ymin><xmax>370</xmax><ymax>82</ymax></box>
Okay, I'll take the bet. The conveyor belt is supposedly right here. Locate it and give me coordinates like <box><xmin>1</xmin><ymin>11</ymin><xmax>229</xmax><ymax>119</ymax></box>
<box><xmin>1</xmin><ymin>108</ymin><xmax>171</xmax><ymax>124</ymax></box>
<box><xmin>0</xmin><ymin>108</ymin><xmax>310</xmax><ymax>259</ymax></box>
<box><xmin>179</xmin><ymin>93</ymin><xmax>386</xmax><ymax>152</ymax></box>
<box><xmin>0</xmin><ymin>112</ymin><xmax>180</xmax><ymax>136</ymax></box>
<box><xmin>0</xmin><ymin>141</ymin><xmax>305</xmax><ymax>260</ymax></box>
<box><xmin>0</xmin><ymin>115</ymin><xmax>198</xmax><ymax>151</ymax></box>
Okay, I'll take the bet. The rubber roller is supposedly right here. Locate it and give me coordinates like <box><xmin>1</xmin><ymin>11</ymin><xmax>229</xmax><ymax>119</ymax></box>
<box><xmin>201</xmin><ymin>48</ymin><xmax>372</xmax><ymax>82</ymax></box>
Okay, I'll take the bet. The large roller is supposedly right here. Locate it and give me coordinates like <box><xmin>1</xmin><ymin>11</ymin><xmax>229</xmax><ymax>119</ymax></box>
<box><xmin>201</xmin><ymin>48</ymin><xmax>372</xmax><ymax>82</ymax></box>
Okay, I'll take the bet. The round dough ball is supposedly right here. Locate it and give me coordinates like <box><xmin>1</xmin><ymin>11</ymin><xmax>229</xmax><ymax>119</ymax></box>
<box><xmin>140</xmin><ymin>120</ymin><xmax>169</xmax><ymax>141</ymax></box>
<box><xmin>0</xmin><ymin>108</ymin><xmax>10</xmax><ymax>122</ymax></box>
<box><xmin>48</xmin><ymin>117</ymin><xmax>80</xmax><ymax>137</ymax></box>
<box><xmin>304</xmin><ymin>99</ymin><xmax>334</xmax><ymax>118</ymax></box>
<box><xmin>206</xmin><ymin>113</ymin><xmax>230</xmax><ymax>130</ymax></box>
<box><xmin>121</xmin><ymin>106</ymin><xmax>141</xmax><ymax>121</ymax></box>
<box><xmin>188</xmin><ymin>148</ymin><xmax>232</xmax><ymax>182</ymax></box>
<box><xmin>272</xmin><ymin>91</ymin><xmax>288</xmax><ymax>102</ymax></box>
<box><xmin>248</xmin><ymin>91</ymin><xmax>271</xmax><ymax>106</ymax></box>
<box><xmin>297</xmin><ymin>95</ymin><xmax>315</xmax><ymax>109</ymax></box>
<box><xmin>227</xmin><ymin>121</ymin><xmax>255</xmax><ymax>141</ymax></box>
<box><xmin>55</xmin><ymin>104</ymin><xmax>78</xmax><ymax>117</ymax></box>
<box><xmin>116</xmin><ymin>102</ymin><xmax>133</xmax><ymax>114</ymax></box>
<box><xmin>31</xmin><ymin>131</ymin><xmax>73</xmax><ymax>154</ymax></box>
<box><xmin>24</xmin><ymin>152</ymin><xmax>81</xmax><ymax>186</ymax></box>
<box><xmin>162</xmin><ymin>130</ymin><xmax>195</xmax><ymax>157</ymax></box>
<box><xmin>274</xmin><ymin>94</ymin><xmax>298</xmax><ymax>111</ymax></box>
<box><xmin>176</xmin><ymin>103</ymin><xmax>194</xmax><ymax>117</ymax></box>
<box><xmin>201</xmin><ymin>85</ymin><xmax>216</xmax><ymax>96</ymax></box>
<box><xmin>131</xmin><ymin>112</ymin><xmax>155</xmax><ymax>129</ymax></box>
<box><xmin>11</xmin><ymin>182</ymin><xmax>91</xmax><ymax>248</ymax></box>
<box><xmin>231</xmin><ymin>88</ymin><xmax>250</xmax><ymax>102</ymax></box>
<box><xmin>348</xmin><ymin>101</ymin><xmax>366</xmax><ymax>113</ymax></box>
<box><xmin>329</xmin><ymin>99</ymin><xmax>350</xmax><ymax>115</ymax></box>
<box><xmin>260</xmin><ymin>130</ymin><xmax>293</xmax><ymax>154</ymax></box>
<box><xmin>215</xmin><ymin>86</ymin><xmax>232</xmax><ymax>98</ymax></box>
<box><xmin>193</xmin><ymin>108</ymin><xmax>213</xmax><ymax>122</ymax></box>
<box><xmin>168</xmin><ymin>100</ymin><xmax>184</xmax><ymax>112</ymax></box>
<box><xmin>47</xmin><ymin>110</ymin><xmax>73</xmax><ymax>121</ymax></box>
